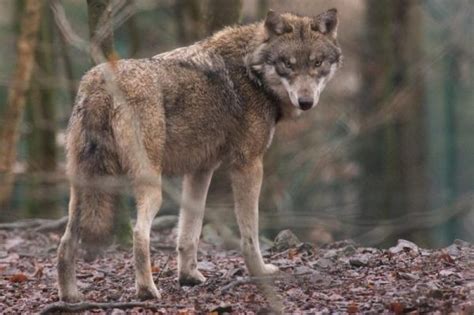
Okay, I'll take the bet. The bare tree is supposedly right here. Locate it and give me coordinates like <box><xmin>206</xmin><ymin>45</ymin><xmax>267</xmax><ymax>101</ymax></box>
<box><xmin>357</xmin><ymin>0</ymin><xmax>428</xmax><ymax>244</ymax></box>
<box><xmin>87</xmin><ymin>0</ymin><xmax>115</xmax><ymax>62</ymax></box>
<box><xmin>0</xmin><ymin>0</ymin><xmax>43</xmax><ymax>209</ymax></box>
<box><xmin>206</xmin><ymin>0</ymin><xmax>243</xmax><ymax>34</ymax></box>
<box><xmin>175</xmin><ymin>0</ymin><xmax>205</xmax><ymax>45</ymax></box>
<box><xmin>175</xmin><ymin>0</ymin><xmax>242</xmax><ymax>45</ymax></box>
<box><xmin>24</xmin><ymin>4</ymin><xmax>60</xmax><ymax>218</ymax></box>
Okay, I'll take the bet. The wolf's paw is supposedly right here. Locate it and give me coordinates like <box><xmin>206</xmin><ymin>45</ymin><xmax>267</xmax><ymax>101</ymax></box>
<box><xmin>261</xmin><ymin>263</ymin><xmax>280</xmax><ymax>275</ymax></box>
<box><xmin>136</xmin><ymin>285</ymin><xmax>161</xmax><ymax>300</ymax></box>
<box><xmin>179</xmin><ymin>269</ymin><xmax>206</xmax><ymax>286</ymax></box>
<box><xmin>59</xmin><ymin>290</ymin><xmax>84</xmax><ymax>303</ymax></box>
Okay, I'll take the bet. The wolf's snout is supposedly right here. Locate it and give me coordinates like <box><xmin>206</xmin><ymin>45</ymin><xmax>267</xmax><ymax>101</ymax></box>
<box><xmin>298</xmin><ymin>96</ymin><xmax>314</xmax><ymax>111</ymax></box>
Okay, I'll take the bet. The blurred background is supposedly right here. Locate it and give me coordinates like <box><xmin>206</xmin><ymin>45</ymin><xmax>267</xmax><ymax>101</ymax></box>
<box><xmin>0</xmin><ymin>0</ymin><xmax>472</xmax><ymax>248</ymax></box>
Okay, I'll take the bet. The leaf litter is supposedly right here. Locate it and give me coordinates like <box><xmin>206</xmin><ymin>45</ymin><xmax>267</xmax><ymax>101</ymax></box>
<box><xmin>0</xmin><ymin>227</ymin><xmax>473</xmax><ymax>314</ymax></box>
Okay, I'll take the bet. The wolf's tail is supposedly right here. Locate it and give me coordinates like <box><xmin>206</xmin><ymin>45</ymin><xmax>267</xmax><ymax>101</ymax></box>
<box><xmin>66</xmin><ymin>91</ymin><xmax>123</xmax><ymax>258</ymax></box>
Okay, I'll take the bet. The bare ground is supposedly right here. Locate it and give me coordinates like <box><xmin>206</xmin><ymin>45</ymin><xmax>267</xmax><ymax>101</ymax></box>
<box><xmin>0</xmin><ymin>225</ymin><xmax>473</xmax><ymax>314</ymax></box>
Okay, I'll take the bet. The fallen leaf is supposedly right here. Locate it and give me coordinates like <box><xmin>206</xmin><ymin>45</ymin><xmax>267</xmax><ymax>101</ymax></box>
<box><xmin>389</xmin><ymin>302</ymin><xmax>405</xmax><ymax>314</ymax></box>
<box><xmin>10</xmin><ymin>273</ymin><xmax>28</xmax><ymax>283</ymax></box>
<box><xmin>347</xmin><ymin>302</ymin><xmax>359</xmax><ymax>314</ymax></box>
<box><xmin>439</xmin><ymin>252</ymin><xmax>455</xmax><ymax>264</ymax></box>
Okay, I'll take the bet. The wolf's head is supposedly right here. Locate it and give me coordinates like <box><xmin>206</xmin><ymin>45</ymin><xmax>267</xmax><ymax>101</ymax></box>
<box><xmin>248</xmin><ymin>9</ymin><xmax>342</xmax><ymax>114</ymax></box>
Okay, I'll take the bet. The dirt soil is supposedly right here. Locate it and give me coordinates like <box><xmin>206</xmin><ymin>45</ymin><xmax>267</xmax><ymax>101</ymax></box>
<box><xmin>0</xmin><ymin>226</ymin><xmax>473</xmax><ymax>314</ymax></box>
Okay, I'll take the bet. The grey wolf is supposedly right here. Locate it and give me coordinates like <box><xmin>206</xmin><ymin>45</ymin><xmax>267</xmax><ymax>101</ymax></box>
<box><xmin>57</xmin><ymin>9</ymin><xmax>342</xmax><ymax>302</ymax></box>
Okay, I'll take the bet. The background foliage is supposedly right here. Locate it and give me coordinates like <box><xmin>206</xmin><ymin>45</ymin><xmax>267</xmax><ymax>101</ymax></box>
<box><xmin>0</xmin><ymin>0</ymin><xmax>472</xmax><ymax>248</ymax></box>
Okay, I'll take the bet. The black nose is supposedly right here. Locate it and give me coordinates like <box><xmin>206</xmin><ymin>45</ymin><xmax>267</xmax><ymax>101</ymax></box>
<box><xmin>298</xmin><ymin>97</ymin><xmax>313</xmax><ymax>110</ymax></box>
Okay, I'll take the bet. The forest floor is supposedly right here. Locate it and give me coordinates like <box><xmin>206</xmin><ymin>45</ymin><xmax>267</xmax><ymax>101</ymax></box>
<box><xmin>0</xmin><ymin>220</ymin><xmax>473</xmax><ymax>314</ymax></box>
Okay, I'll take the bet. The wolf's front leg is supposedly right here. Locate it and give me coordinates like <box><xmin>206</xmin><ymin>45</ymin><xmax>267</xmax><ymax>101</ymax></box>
<box><xmin>133</xmin><ymin>182</ymin><xmax>162</xmax><ymax>300</ymax></box>
<box><xmin>230</xmin><ymin>158</ymin><xmax>279</xmax><ymax>276</ymax></box>
<box><xmin>177</xmin><ymin>169</ymin><xmax>214</xmax><ymax>285</ymax></box>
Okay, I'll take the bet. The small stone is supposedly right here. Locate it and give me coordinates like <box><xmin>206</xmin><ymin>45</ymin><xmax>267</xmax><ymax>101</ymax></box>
<box><xmin>453</xmin><ymin>239</ymin><xmax>470</xmax><ymax>248</ymax></box>
<box><xmin>349</xmin><ymin>254</ymin><xmax>370</xmax><ymax>267</ymax></box>
<box><xmin>151</xmin><ymin>215</ymin><xmax>178</xmax><ymax>231</ymax></box>
<box><xmin>312</xmin><ymin>258</ymin><xmax>332</xmax><ymax>269</ymax></box>
<box><xmin>323</xmin><ymin>249</ymin><xmax>338</xmax><ymax>258</ymax></box>
<box><xmin>445</xmin><ymin>244</ymin><xmax>461</xmax><ymax>257</ymax></box>
<box><xmin>389</xmin><ymin>239</ymin><xmax>420</xmax><ymax>254</ymax></box>
<box><xmin>294</xmin><ymin>265</ymin><xmax>315</xmax><ymax>275</ymax></box>
<box><xmin>273</xmin><ymin>229</ymin><xmax>300</xmax><ymax>251</ymax></box>
<box><xmin>439</xmin><ymin>269</ymin><xmax>455</xmax><ymax>277</ymax></box>
<box><xmin>323</xmin><ymin>249</ymin><xmax>339</xmax><ymax>259</ymax></box>
<box><xmin>341</xmin><ymin>245</ymin><xmax>357</xmax><ymax>256</ymax></box>
<box><xmin>398</xmin><ymin>272</ymin><xmax>419</xmax><ymax>281</ymax></box>
<box><xmin>323</xmin><ymin>245</ymin><xmax>356</xmax><ymax>259</ymax></box>
<box><xmin>329</xmin><ymin>293</ymin><xmax>343</xmax><ymax>301</ymax></box>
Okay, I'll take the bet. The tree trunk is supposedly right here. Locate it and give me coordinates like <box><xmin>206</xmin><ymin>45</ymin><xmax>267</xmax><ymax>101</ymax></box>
<box><xmin>0</xmin><ymin>0</ymin><xmax>43</xmax><ymax>210</ymax></box>
<box><xmin>205</xmin><ymin>0</ymin><xmax>243</xmax><ymax>34</ymax></box>
<box><xmin>357</xmin><ymin>0</ymin><xmax>427</xmax><ymax>245</ymax></box>
<box><xmin>87</xmin><ymin>0</ymin><xmax>115</xmax><ymax>61</ymax></box>
<box><xmin>257</xmin><ymin>0</ymin><xmax>270</xmax><ymax>19</ymax></box>
<box><xmin>175</xmin><ymin>0</ymin><xmax>205</xmax><ymax>45</ymax></box>
<box><xmin>56</xmin><ymin>22</ymin><xmax>76</xmax><ymax>104</ymax></box>
<box><xmin>125</xmin><ymin>0</ymin><xmax>140</xmax><ymax>58</ymax></box>
<box><xmin>25</xmin><ymin>3</ymin><xmax>60</xmax><ymax>219</ymax></box>
<box><xmin>175</xmin><ymin>0</ymin><xmax>242</xmax><ymax>46</ymax></box>
<box><xmin>28</xmin><ymin>5</ymin><xmax>57</xmax><ymax>173</ymax></box>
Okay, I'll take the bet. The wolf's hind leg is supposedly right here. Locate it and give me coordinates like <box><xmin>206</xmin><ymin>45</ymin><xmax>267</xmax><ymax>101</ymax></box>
<box><xmin>230</xmin><ymin>158</ymin><xmax>279</xmax><ymax>276</ymax></box>
<box><xmin>57</xmin><ymin>186</ymin><xmax>83</xmax><ymax>302</ymax></box>
<box><xmin>133</xmin><ymin>175</ymin><xmax>162</xmax><ymax>300</ymax></box>
<box><xmin>177</xmin><ymin>169</ymin><xmax>214</xmax><ymax>285</ymax></box>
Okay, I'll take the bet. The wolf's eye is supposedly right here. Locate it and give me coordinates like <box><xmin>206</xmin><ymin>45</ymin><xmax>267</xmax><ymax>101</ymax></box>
<box><xmin>283</xmin><ymin>60</ymin><xmax>293</xmax><ymax>70</ymax></box>
<box><xmin>314</xmin><ymin>60</ymin><xmax>322</xmax><ymax>68</ymax></box>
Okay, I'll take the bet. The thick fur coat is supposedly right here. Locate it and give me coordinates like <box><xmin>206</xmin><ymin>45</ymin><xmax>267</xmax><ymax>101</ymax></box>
<box><xmin>57</xmin><ymin>9</ymin><xmax>342</xmax><ymax>302</ymax></box>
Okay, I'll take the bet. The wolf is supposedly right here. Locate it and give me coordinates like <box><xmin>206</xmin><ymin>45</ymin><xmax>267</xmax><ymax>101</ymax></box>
<box><xmin>57</xmin><ymin>9</ymin><xmax>342</xmax><ymax>302</ymax></box>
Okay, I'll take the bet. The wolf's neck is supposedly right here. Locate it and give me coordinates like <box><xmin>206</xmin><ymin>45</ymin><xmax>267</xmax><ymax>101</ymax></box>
<box><xmin>201</xmin><ymin>23</ymin><xmax>296</xmax><ymax>123</ymax></box>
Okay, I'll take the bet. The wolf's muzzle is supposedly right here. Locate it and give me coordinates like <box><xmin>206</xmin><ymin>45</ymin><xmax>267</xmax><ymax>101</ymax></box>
<box><xmin>298</xmin><ymin>96</ymin><xmax>314</xmax><ymax>111</ymax></box>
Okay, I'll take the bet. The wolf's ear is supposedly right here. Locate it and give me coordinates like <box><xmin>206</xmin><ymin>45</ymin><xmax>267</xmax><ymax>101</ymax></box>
<box><xmin>312</xmin><ymin>8</ymin><xmax>338</xmax><ymax>38</ymax></box>
<box><xmin>265</xmin><ymin>10</ymin><xmax>292</xmax><ymax>37</ymax></box>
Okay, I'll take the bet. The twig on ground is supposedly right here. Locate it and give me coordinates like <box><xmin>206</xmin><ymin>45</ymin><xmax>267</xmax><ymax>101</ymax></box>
<box><xmin>34</xmin><ymin>216</ymin><xmax>68</xmax><ymax>233</ymax></box>
<box><xmin>40</xmin><ymin>301</ymin><xmax>183</xmax><ymax>314</ymax></box>
<box><xmin>156</xmin><ymin>253</ymin><xmax>172</xmax><ymax>284</ymax></box>
<box><xmin>0</xmin><ymin>216</ymin><xmax>68</xmax><ymax>233</ymax></box>
<box><xmin>0</xmin><ymin>218</ymin><xmax>51</xmax><ymax>230</ymax></box>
